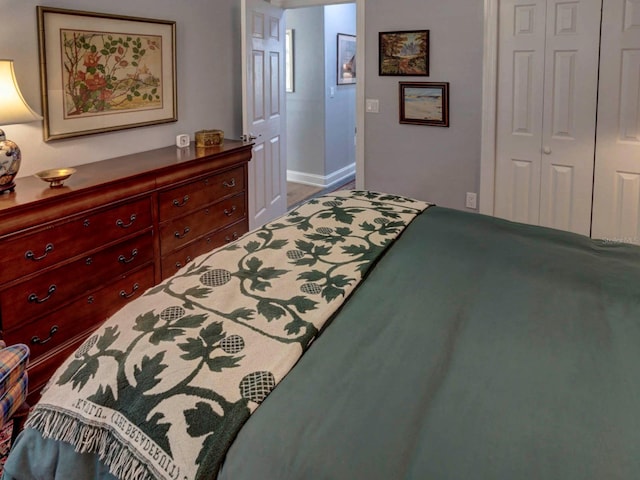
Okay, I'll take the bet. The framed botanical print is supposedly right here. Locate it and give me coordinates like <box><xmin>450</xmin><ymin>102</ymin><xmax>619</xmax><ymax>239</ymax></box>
<box><xmin>37</xmin><ymin>6</ymin><xmax>177</xmax><ymax>141</ymax></box>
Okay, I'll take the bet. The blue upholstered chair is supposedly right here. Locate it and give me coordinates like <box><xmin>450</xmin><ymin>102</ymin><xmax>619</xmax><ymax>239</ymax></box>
<box><xmin>0</xmin><ymin>341</ymin><xmax>29</xmax><ymax>444</ymax></box>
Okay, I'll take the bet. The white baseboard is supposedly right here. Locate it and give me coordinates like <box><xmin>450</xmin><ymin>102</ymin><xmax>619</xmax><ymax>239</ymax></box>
<box><xmin>287</xmin><ymin>163</ymin><xmax>355</xmax><ymax>188</ymax></box>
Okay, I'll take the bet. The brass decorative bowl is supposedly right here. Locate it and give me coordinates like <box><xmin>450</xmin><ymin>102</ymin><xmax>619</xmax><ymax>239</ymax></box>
<box><xmin>35</xmin><ymin>168</ymin><xmax>77</xmax><ymax>188</ymax></box>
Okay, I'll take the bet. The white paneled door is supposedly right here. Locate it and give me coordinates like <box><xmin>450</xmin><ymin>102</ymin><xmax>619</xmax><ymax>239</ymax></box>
<box><xmin>591</xmin><ymin>1</ymin><xmax>640</xmax><ymax>244</ymax></box>
<box><xmin>494</xmin><ymin>0</ymin><xmax>601</xmax><ymax>236</ymax></box>
<box><xmin>242</xmin><ymin>0</ymin><xmax>287</xmax><ymax>229</ymax></box>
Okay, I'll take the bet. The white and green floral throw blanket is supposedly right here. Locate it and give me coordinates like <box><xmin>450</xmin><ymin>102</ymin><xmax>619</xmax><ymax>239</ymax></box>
<box><xmin>26</xmin><ymin>190</ymin><xmax>429</xmax><ymax>480</ymax></box>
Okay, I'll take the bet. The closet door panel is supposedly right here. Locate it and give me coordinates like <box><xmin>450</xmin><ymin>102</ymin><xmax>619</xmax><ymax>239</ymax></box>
<box><xmin>538</xmin><ymin>0</ymin><xmax>600</xmax><ymax>236</ymax></box>
<box><xmin>494</xmin><ymin>0</ymin><xmax>546</xmax><ymax>225</ymax></box>
<box><xmin>592</xmin><ymin>1</ymin><xmax>640</xmax><ymax>244</ymax></box>
<box><xmin>494</xmin><ymin>0</ymin><xmax>601</xmax><ymax>236</ymax></box>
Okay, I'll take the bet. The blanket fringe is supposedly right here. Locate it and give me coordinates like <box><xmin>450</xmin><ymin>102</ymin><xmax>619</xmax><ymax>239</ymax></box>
<box><xmin>26</xmin><ymin>407</ymin><xmax>156</xmax><ymax>480</ymax></box>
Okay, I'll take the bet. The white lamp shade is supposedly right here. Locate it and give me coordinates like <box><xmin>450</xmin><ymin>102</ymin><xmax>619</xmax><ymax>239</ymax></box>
<box><xmin>0</xmin><ymin>59</ymin><xmax>41</xmax><ymax>126</ymax></box>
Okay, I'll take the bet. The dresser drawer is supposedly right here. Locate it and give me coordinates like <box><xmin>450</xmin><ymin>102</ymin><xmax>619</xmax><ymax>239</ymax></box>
<box><xmin>23</xmin><ymin>264</ymin><xmax>154</xmax><ymax>403</ymax></box>
<box><xmin>3</xmin><ymin>264</ymin><xmax>154</xmax><ymax>362</ymax></box>
<box><xmin>0</xmin><ymin>232</ymin><xmax>154</xmax><ymax>327</ymax></box>
<box><xmin>0</xmin><ymin>196</ymin><xmax>153</xmax><ymax>285</ymax></box>
<box><xmin>158</xmin><ymin>166</ymin><xmax>244</xmax><ymax>221</ymax></box>
<box><xmin>159</xmin><ymin>194</ymin><xmax>246</xmax><ymax>253</ymax></box>
<box><xmin>160</xmin><ymin>219</ymin><xmax>248</xmax><ymax>278</ymax></box>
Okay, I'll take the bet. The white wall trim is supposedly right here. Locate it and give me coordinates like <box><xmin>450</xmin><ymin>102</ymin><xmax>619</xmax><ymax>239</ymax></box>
<box><xmin>480</xmin><ymin>0</ymin><xmax>498</xmax><ymax>215</ymax></box>
<box><xmin>287</xmin><ymin>162</ymin><xmax>356</xmax><ymax>187</ymax></box>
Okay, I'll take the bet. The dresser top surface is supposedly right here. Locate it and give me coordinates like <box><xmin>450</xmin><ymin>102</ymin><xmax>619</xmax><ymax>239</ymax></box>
<box><xmin>0</xmin><ymin>140</ymin><xmax>251</xmax><ymax>215</ymax></box>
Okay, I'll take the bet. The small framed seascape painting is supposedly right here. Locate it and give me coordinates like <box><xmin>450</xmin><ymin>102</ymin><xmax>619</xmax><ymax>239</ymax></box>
<box><xmin>399</xmin><ymin>82</ymin><xmax>449</xmax><ymax>127</ymax></box>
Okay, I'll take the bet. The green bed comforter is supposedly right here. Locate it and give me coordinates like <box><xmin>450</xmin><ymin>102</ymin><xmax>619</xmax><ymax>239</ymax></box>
<box><xmin>218</xmin><ymin>206</ymin><xmax>640</xmax><ymax>480</ymax></box>
<box><xmin>6</xmin><ymin>205</ymin><xmax>640</xmax><ymax>479</ymax></box>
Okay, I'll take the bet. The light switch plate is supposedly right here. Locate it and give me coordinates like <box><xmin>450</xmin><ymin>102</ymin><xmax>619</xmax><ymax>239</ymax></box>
<box><xmin>366</xmin><ymin>99</ymin><xmax>379</xmax><ymax>113</ymax></box>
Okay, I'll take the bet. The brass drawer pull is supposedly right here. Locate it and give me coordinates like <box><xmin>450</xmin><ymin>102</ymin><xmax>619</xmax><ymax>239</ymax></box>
<box><xmin>175</xmin><ymin>256</ymin><xmax>192</xmax><ymax>269</ymax></box>
<box><xmin>28</xmin><ymin>284</ymin><xmax>57</xmax><ymax>304</ymax></box>
<box><xmin>116</xmin><ymin>214</ymin><xmax>137</xmax><ymax>229</ymax></box>
<box><xmin>225</xmin><ymin>232</ymin><xmax>239</xmax><ymax>242</ymax></box>
<box><xmin>25</xmin><ymin>243</ymin><xmax>54</xmax><ymax>261</ymax></box>
<box><xmin>173</xmin><ymin>195</ymin><xmax>190</xmax><ymax>207</ymax></box>
<box><xmin>119</xmin><ymin>283</ymin><xmax>140</xmax><ymax>299</ymax></box>
<box><xmin>174</xmin><ymin>227</ymin><xmax>191</xmax><ymax>239</ymax></box>
<box><xmin>31</xmin><ymin>325</ymin><xmax>59</xmax><ymax>345</ymax></box>
<box><xmin>224</xmin><ymin>206</ymin><xmax>237</xmax><ymax>216</ymax></box>
<box><xmin>223</xmin><ymin>178</ymin><xmax>236</xmax><ymax>188</ymax></box>
<box><xmin>118</xmin><ymin>248</ymin><xmax>139</xmax><ymax>264</ymax></box>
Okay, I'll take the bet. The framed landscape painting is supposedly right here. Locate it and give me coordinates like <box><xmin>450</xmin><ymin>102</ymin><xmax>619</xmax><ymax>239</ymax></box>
<box><xmin>399</xmin><ymin>82</ymin><xmax>449</xmax><ymax>127</ymax></box>
<box><xmin>37</xmin><ymin>6</ymin><xmax>177</xmax><ymax>141</ymax></box>
<box><xmin>379</xmin><ymin>30</ymin><xmax>429</xmax><ymax>76</ymax></box>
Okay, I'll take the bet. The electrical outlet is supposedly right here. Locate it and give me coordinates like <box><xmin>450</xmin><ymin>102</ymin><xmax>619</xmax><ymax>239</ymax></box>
<box><xmin>465</xmin><ymin>192</ymin><xmax>477</xmax><ymax>209</ymax></box>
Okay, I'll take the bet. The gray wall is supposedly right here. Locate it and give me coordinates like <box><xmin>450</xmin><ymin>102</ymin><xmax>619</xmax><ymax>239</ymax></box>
<box><xmin>364</xmin><ymin>0</ymin><xmax>484</xmax><ymax>210</ymax></box>
<box><xmin>324</xmin><ymin>3</ymin><xmax>356</xmax><ymax>176</ymax></box>
<box><xmin>285</xmin><ymin>6</ymin><xmax>326</xmax><ymax>177</ymax></box>
<box><xmin>4</xmin><ymin>0</ymin><xmax>485</xmax><ymax>212</ymax></box>
<box><xmin>2</xmin><ymin>0</ymin><xmax>242</xmax><ymax>178</ymax></box>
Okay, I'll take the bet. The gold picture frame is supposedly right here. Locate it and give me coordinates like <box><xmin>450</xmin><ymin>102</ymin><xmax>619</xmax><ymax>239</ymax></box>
<box><xmin>37</xmin><ymin>6</ymin><xmax>177</xmax><ymax>141</ymax></box>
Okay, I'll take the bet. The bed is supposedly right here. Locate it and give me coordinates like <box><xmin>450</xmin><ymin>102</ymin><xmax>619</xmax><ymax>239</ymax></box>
<box><xmin>4</xmin><ymin>190</ymin><xmax>640</xmax><ymax>480</ymax></box>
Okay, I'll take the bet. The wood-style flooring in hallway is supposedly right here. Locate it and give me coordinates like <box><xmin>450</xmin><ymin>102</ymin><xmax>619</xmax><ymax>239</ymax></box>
<box><xmin>286</xmin><ymin>178</ymin><xmax>356</xmax><ymax>208</ymax></box>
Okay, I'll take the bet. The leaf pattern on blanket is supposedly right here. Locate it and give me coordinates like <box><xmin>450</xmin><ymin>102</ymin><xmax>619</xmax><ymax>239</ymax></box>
<box><xmin>29</xmin><ymin>190</ymin><xmax>429</xmax><ymax>480</ymax></box>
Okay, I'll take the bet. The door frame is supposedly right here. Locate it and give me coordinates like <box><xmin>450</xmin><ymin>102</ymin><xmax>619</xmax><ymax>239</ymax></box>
<box><xmin>479</xmin><ymin>0</ymin><xmax>499</xmax><ymax>215</ymax></box>
<box><xmin>270</xmin><ymin>0</ymin><xmax>365</xmax><ymax>189</ymax></box>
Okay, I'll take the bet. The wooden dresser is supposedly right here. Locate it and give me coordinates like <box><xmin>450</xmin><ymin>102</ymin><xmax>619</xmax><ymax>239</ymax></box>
<box><xmin>0</xmin><ymin>140</ymin><xmax>251</xmax><ymax>403</ymax></box>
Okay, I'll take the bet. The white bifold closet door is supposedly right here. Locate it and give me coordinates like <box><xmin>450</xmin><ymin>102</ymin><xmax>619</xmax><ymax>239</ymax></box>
<box><xmin>591</xmin><ymin>1</ymin><xmax>640</xmax><ymax>244</ymax></box>
<box><xmin>494</xmin><ymin>0</ymin><xmax>601</xmax><ymax>236</ymax></box>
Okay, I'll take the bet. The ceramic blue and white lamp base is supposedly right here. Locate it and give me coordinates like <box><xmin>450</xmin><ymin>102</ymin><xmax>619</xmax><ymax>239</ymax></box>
<box><xmin>0</xmin><ymin>129</ymin><xmax>20</xmax><ymax>194</ymax></box>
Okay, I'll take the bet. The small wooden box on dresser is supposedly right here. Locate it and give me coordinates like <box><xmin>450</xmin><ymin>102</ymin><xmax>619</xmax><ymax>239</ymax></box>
<box><xmin>0</xmin><ymin>140</ymin><xmax>251</xmax><ymax>404</ymax></box>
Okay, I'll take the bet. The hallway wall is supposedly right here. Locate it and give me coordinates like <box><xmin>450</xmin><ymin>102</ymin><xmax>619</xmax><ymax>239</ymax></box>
<box><xmin>286</xmin><ymin>3</ymin><xmax>356</xmax><ymax>187</ymax></box>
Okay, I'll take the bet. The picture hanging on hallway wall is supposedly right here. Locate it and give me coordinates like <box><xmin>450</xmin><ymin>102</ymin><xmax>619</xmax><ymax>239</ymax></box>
<box><xmin>37</xmin><ymin>6</ymin><xmax>177</xmax><ymax>141</ymax></box>
<box><xmin>286</xmin><ymin>29</ymin><xmax>295</xmax><ymax>93</ymax></box>
<box><xmin>337</xmin><ymin>33</ymin><xmax>356</xmax><ymax>85</ymax></box>
<box><xmin>399</xmin><ymin>82</ymin><xmax>449</xmax><ymax>127</ymax></box>
<box><xmin>379</xmin><ymin>30</ymin><xmax>429</xmax><ymax>76</ymax></box>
